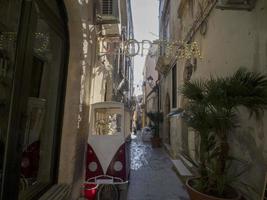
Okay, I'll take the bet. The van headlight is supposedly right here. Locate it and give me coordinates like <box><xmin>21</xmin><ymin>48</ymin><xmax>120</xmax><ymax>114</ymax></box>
<box><xmin>113</xmin><ymin>161</ymin><xmax>123</xmax><ymax>172</ymax></box>
<box><xmin>88</xmin><ymin>162</ymin><xmax>98</xmax><ymax>172</ymax></box>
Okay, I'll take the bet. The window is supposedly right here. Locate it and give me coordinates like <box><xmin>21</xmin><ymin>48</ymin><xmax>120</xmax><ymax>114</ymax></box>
<box><xmin>97</xmin><ymin>0</ymin><xmax>119</xmax><ymax>24</ymax></box>
<box><xmin>161</xmin><ymin>1</ymin><xmax>170</xmax><ymax>56</ymax></box>
<box><xmin>0</xmin><ymin>0</ymin><xmax>22</xmax><ymax>195</ymax></box>
<box><xmin>94</xmin><ymin>108</ymin><xmax>122</xmax><ymax>135</ymax></box>
<box><xmin>0</xmin><ymin>1</ymin><xmax>68</xmax><ymax>199</ymax></box>
<box><xmin>172</xmin><ymin>64</ymin><xmax>177</xmax><ymax>108</ymax></box>
<box><xmin>19</xmin><ymin>2</ymin><xmax>67</xmax><ymax>198</ymax></box>
<box><xmin>216</xmin><ymin>0</ymin><xmax>257</xmax><ymax>10</ymax></box>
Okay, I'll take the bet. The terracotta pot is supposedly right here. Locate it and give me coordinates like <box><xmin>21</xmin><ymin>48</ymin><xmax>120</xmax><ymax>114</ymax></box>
<box><xmin>186</xmin><ymin>177</ymin><xmax>241</xmax><ymax>200</ymax></box>
<box><xmin>151</xmin><ymin>137</ymin><xmax>161</xmax><ymax>148</ymax></box>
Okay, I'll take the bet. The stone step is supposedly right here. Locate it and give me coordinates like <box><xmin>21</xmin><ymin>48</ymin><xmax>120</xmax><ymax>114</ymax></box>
<box><xmin>171</xmin><ymin>159</ymin><xmax>193</xmax><ymax>177</ymax></box>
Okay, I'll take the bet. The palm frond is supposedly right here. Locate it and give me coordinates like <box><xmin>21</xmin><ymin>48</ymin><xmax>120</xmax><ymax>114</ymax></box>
<box><xmin>179</xmin><ymin>80</ymin><xmax>206</xmax><ymax>102</ymax></box>
<box><xmin>180</xmin><ymin>67</ymin><xmax>267</xmax><ymax>196</ymax></box>
<box><xmin>230</xmin><ymin>68</ymin><xmax>267</xmax><ymax>118</ymax></box>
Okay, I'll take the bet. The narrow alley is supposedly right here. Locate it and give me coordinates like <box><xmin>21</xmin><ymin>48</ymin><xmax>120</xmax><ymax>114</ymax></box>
<box><xmin>127</xmin><ymin>133</ymin><xmax>189</xmax><ymax>200</ymax></box>
<box><xmin>1</xmin><ymin>0</ymin><xmax>267</xmax><ymax>200</ymax></box>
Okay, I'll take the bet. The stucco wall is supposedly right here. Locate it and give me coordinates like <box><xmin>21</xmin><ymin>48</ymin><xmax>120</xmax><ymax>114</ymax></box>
<box><xmin>159</xmin><ymin>0</ymin><xmax>267</xmax><ymax>198</ymax></box>
<box><xmin>143</xmin><ymin>47</ymin><xmax>158</xmax><ymax>97</ymax></box>
<box><xmin>178</xmin><ymin>0</ymin><xmax>267</xmax><ymax>199</ymax></box>
<box><xmin>143</xmin><ymin>46</ymin><xmax>159</xmax><ymax>126</ymax></box>
<box><xmin>59</xmin><ymin>1</ymin><xmax>133</xmax><ymax>198</ymax></box>
<box><xmin>159</xmin><ymin>69</ymin><xmax>173</xmax><ymax>145</ymax></box>
<box><xmin>193</xmin><ymin>1</ymin><xmax>267</xmax><ymax>79</ymax></box>
<box><xmin>59</xmin><ymin>1</ymin><xmax>96</xmax><ymax>199</ymax></box>
<box><xmin>159</xmin><ymin>0</ymin><xmax>184</xmax><ymax>156</ymax></box>
<box><xmin>169</xmin><ymin>116</ymin><xmax>182</xmax><ymax>157</ymax></box>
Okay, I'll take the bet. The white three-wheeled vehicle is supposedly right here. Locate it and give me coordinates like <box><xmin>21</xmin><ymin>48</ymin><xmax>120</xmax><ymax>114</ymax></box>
<box><xmin>82</xmin><ymin>102</ymin><xmax>131</xmax><ymax>200</ymax></box>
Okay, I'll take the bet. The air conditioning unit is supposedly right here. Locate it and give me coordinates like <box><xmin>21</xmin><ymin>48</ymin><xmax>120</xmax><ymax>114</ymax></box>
<box><xmin>96</xmin><ymin>0</ymin><xmax>120</xmax><ymax>24</ymax></box>
<box><xmin>217</xmin><ymin>0</ymin><xmax>257</xmax><ymax>10</ymax></box>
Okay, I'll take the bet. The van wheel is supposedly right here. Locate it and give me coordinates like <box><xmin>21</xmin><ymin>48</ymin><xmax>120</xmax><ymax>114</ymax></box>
<box><xmin>97</xmin><ymin>184</ymin><xmax>119</xmax><ymax>200</ymax></box>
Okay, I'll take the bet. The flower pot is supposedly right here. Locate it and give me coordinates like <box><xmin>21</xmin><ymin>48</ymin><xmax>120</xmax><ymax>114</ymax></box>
<box><xmin>151</xmin><ymin>137</ymin><xmax>161</xmax><ymax>148</ymax></box>
<box><xmin>82</xmin><ymin>183</ymin><xmax>98</xmax><ymax>200</ymax></box>
<box><xmin>186</xmin><ymin>177</ymin><xmax>241</xmax><ymax>200</ymax></box>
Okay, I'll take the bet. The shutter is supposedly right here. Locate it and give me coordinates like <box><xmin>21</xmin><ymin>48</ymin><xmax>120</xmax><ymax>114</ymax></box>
<box><xmin>102</xmin><ymin>0</ymin><xmax>113</xmax><ymax>15</ymax></box>
<box><xmin>96</xmin><ymin>0</ymin><xmax>119</xmax><ymax>24</ymax></box>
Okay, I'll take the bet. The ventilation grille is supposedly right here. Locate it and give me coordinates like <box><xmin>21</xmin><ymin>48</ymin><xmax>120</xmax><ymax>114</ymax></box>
<box><xmin>102</xmin><ymin>0</ymin><xmax>113</xmax><ymax>15</ymax></box>
<box><xmin>96</xmin><ymin>0</ymin><xmax>119</xmax><ymax>24</ymax></box>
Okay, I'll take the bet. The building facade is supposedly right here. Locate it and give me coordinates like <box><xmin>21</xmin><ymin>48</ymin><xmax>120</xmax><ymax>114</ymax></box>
<box><xmin>142</xmin><ymin>45</ymin><xmax>159</xmax><ymax>127</ymax></box>
<box><xmin>0</xmin><ymin>0</ymin><xmax>133</xmax><ymax>200</ymax></box>
<box><xmin>90</xmin><ymin>0</ymin><xmax>134</xmax><ymax>106</ymax></box>
<box><xmin>157</xmin><ymin>0</ymin><xmax>267</xmax><ymax>199</ymax></box>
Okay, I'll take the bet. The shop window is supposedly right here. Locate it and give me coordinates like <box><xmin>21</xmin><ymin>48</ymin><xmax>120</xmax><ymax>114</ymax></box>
<box><xmin>0</xmin><ymin>0</ymin><xmax>22</xmax><ymax>195</ymax></box>
<box><xmin>19</xmin><ymin>3</ymin><xmax>66</xmax><ymax>197</ymax></box>
<box><xmin>172</xmin><ymin>64</ymin><xmax>177</xmax><ymax>108</ymax></box>
<box><xmin>0</xmin><ymin>0</ymin><xmax>68</xmax><ymax>199</ymax></box>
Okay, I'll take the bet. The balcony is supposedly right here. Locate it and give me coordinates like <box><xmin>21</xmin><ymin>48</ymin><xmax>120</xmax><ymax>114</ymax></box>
<box><xmin>101</xmin><ymin>23</ymin><xmax>121</xmax><ymax>37</ymax></box>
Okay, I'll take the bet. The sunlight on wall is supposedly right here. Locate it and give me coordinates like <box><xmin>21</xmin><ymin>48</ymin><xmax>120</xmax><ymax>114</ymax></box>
<box><xmin>78</xmin><ymin>0</ymin><xmax>89</xmax><ymax>5</ymax></box>
<box><xmin>76</xmin><ymin>1</ymin><xmax>91</xmax><ymax>128</ymax></box>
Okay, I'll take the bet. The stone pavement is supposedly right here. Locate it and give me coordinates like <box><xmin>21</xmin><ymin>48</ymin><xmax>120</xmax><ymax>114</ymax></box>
<box><xmin>127</xmin><ymin>133</ymin><xmax>190</xmax><ymax>200</ymax></box>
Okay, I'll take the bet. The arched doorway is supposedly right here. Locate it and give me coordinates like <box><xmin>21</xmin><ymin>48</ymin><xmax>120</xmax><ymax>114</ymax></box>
<box><xmin>164</xmin><ymin>93</ymin><xmax>171</xmax><ymax>144</ymax></box>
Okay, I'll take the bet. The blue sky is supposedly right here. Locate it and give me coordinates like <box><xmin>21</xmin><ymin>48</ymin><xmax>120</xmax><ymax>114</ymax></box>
<box><xmin>131</xmin><ymin>0</ymin><xmax>159</xmax><ymax>95</ymax></box>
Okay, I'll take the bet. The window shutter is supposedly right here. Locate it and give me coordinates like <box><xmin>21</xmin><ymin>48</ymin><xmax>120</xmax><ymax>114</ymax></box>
<box><xmin>102</xmin><ymin>0</ymin><xmax>113</xmax><ymax>15</ymax></box>
<box><xmin>96</xmin><ymin>0</ymin><xmax>119</xmax><ymax>24</ymax></box>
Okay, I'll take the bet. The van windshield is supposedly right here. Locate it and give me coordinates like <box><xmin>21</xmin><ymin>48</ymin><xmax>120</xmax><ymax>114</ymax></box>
<box><xmin>93</xmin><ymin>108</ymin><xmax>122</xmax><ymax>135</ymax></box>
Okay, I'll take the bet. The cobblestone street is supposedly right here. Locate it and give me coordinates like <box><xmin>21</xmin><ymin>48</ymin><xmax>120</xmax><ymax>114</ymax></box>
<box><xmin>127</xmin><ymin>133</ymin><xmax>189</xmax><ymax>200</ymax></box>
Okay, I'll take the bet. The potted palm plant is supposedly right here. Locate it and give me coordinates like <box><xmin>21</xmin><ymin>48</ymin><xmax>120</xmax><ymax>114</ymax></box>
<box><xmin>180</xmin><ymin>68</ymin><xmax>267</xmax><ymax>200</ymax></box>
<box><xmin>146</xmin><ymin>111</ymin><xmax>163</xmax><ymax>148</ymax></box>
